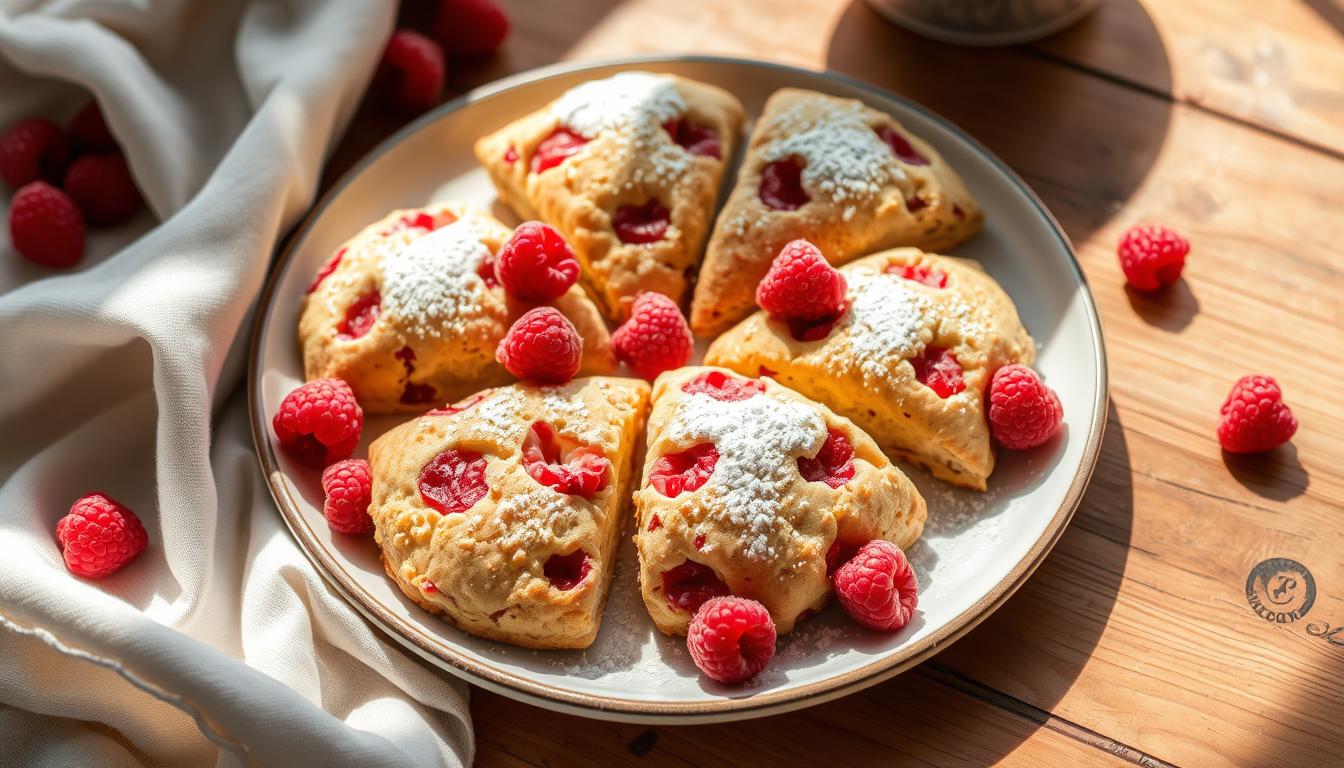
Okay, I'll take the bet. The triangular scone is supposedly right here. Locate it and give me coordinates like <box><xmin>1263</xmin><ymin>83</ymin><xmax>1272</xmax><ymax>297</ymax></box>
<box><xmin>368</xmin><ymin>377</ymin><xmax>650</xmax><ymax>650</ymax></box>
<box><xmin>690</xmin><ymin>88</ymin><xmax>982</xmax><ymax>337</ymax></box>
<box><xmin>705</xmin><ymin>249</ymin><xmax>1034</xmax><ymax>491</ymax></box>
<box><xmin>632</xmin><ymin>366</ymin><xmax>926</xmax><ymax>637</ymax></box>
<box><xmin>299</xmin><ymin>203</ymin><xmax>615</xmax><ymax>415</ymax></box>
<box><xmin>474</xmin><ymin>71</ymin><xmax>745</xmax><ymax>320</ymax></box>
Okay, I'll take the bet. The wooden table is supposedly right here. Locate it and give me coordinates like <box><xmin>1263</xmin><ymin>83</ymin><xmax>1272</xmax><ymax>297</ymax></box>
<box><xmin>328</xmin><ymin>1</ymin><xmax>1344</xmax><ymax>764</ymax></box>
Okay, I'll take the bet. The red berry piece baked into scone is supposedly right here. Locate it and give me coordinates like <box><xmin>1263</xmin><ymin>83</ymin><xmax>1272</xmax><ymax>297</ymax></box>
<box><xmin>299</xmin><ymin>203</ymin><xmax>614</xmax><ymax>414</ymax></box>
<box><xmin>474</xmin><ymin>71</ymin><xmax>745</xmax><ymax>320</ymax></box>
<box><xmin>691</xmin><ymin>88</ymin><xmax>981</xmax><ymax>336</ymax></box>
<box><xmin>368</xmin><ymin>377</ymin><xmax>650</xmax><ymax>649</ymax></box>
<box><xmin>633</xmin><ymin>366</ymin><xmax>926</xmax><ymax>637</ymax></box>
<box><xmin>706</xmin><ymin>248</ymin><xmax>1034</xmax><ymax>490</ymax></box>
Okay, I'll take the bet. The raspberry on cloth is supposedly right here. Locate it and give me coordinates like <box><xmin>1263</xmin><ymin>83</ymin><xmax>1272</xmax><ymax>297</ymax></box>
<box><xmin>0</xmin><ymin>4</ymin><xmax>474</xmax><ymax>765</ymax></box>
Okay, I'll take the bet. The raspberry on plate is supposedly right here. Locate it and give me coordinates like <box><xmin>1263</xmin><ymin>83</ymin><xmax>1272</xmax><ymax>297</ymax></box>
<box><xmin>321</xmin><ymin>459</ymin><xmax>374</xmax><ymax>535</ymax></box>
<box><xmin>612</xmin><ymin>292</ymin><xmax>693</xmax><ymax>380</ymax></box>
<box><xmin>69</xmin><ymin>101</ymin><xmax>118</xmax><ymax>151</ymax></box>
<box><xmin>496</xmin><ymin>306</ymin><xmax>583</xmax><ymax>384</ymax></box>
<box><xmin>1217</xmin><ymin>375</ymin><xmax>1297</xmax><ymax>453</ymax></box>
<box><xmin>0</xmin><ymin>117</ymin><xmax>70</xmax><ymax>188</ymax></box>
<box><xmin>63</xmin><ymin>153</ymin><xmax>143</xmax><ymax>226</ymax></box>
<box><xmin>272</xmin><ymin>378</ymin><xmax>364</xmax><ymax>469</ymax></box>
<box><xmin>686</xmin><ymin>596</ymin><xmax>777</xmax><ymax>684</ymax></box>
<box><xmin>495</xmin><ymin>221</ymin><xmax>579</xmax><ymax>301</ymax></box>
<box><xmin>432</xmin><ymin>0</ymin><xmax>510</xmax><ymax>59</ymax></box>
<box><xmin>1117</xmin><ymin>224</ymin><xmax>1189</xmax><ymax>291</ymax></box>
<box><xmin>374</xmin><ymin>30</ymin><xmax>446</xmax><ymax>115</ymax></box>
<box><xmin>832</xmin><ymin>539</ymin><xmax>918</xmax><ymax>632</ymax></box>
<box><xmin>755</xmin><ymin>239</ymin><xmax>848</xmax><ymax>321</ymax></box>
<box><xmin>8</xmin><ymin>181</ymin><xmax>85</xmax><ymax>269</ymax></box>
<box><xmin>987</xmin><ymin>364</ymin><xmax>1063</xmax><ymax>450</ymax></box>
<box><xmin>56</xmin><ymin>493</ymin><xmax>148</xmax><ymax>579</ymax></box>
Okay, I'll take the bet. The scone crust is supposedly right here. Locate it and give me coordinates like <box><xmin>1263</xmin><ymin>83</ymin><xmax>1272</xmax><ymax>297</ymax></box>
<box><xmin>299</xmin><ymin>203</ymin><xmax>615</xmax><ymax>415</ymax></box>
<box><xmin>632</xmin><ymin>366</ymin><xmax>926</xmax><ymax>637</ymax></box>
<box><xmin>474</xmin><ymin>72</ymin><xmax>746</xmax><ymax>319</ymax></box>
<box><xmin>368</xmin><ymin>377</ymin><xmax>650</xmax><ymax>650</ymax></box>
<box><xmin>705</xmin><ymin>249</ymin><xmax>1034</xmax><ymax>490</ymax></box>
<box><xmin>691</xmin><ymin>88</ymin><xmax>982</xmax><ymax>337</ymax></box>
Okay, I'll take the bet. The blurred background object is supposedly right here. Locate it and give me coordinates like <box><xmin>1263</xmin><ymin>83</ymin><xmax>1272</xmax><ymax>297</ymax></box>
<box><xmin>866</xmin><ymin>0</ymin><xmax>1100</xmax><ymax>45</ymax></box>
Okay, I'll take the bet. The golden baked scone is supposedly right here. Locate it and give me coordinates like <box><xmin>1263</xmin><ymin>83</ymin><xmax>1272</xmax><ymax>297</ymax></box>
<box><xmin>705</xmin><ymin>249</ymin><xmax>1034</xmax><ymax>490</ymax></box>
<box><xmin>474</xmin><ymin>71</ymin><xmax>745</xmax><ymax>320</ymax></box>
<box><xmin>299</xmin><ymin>202</ymin><xmax>615</xmax><ymax>415</ymax></box>
<box><xmin>690</xmin><ymin>88</ymin><xmax>982</xmax><ymax>337</ymax></box>
<box><xmin>632</xmin><ymin>366</ymin><xmax>926</xmax><ymax>637</ymax></box>
<box><xmin>368</xmin><ymin>377</ymin><xmax>651</xmax><ymax>650</ymax></box>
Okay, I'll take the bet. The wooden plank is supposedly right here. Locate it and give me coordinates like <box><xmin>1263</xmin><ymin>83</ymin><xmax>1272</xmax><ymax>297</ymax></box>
<box><xmin>471</xmin><ymin>672</ymin><xmax>1138</xmax><ymax>767</ymax></box>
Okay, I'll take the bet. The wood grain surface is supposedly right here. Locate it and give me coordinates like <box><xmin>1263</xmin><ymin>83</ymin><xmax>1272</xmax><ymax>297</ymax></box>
<box><xmin>323</xmin><ymin>1</ymin><xmax>1344</xmax><ymax>765</ymax></box>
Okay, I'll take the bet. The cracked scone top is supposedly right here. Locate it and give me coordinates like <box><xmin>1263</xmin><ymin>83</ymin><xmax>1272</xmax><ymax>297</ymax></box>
<box><xmin>474</xmin><ymin>71</ymin><xmax>745</xmax><ymax>320</ymax></box>
<box><xmin>705</xmin><ymin>249</ymin><xmax>1035</xmax><ymax>490</ymax></box>
<box><xmin>299</xmin><ymin>202</ymin><xmax>614</xmax><ymax>414</ymax></box>
<box><xmin>691</xmin><ymin>87</ymin><xmax>982</xmax><ymax>337</ymax></box>
<box><xmin>633</xmin><ymin>366</ymin><xmax>926</xmax><ymax>637</ymax></box>
<box><xmin>367</xmin><ymin>377</ymin><xmax>650</xmax><ymax>650</ymax></box>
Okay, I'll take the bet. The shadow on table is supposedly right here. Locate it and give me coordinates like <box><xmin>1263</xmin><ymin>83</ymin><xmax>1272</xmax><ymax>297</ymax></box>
<box><xmin>824</xmin><ymin>0</ymin><xmax>1174</xmax><ymax>251</ymax></box>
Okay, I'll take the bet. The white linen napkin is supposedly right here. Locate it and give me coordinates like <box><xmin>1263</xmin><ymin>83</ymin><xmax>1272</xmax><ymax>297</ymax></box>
<box><xmin>0</xmin><ymin>2</ymin><xmax>475</xmax><ymax>765</ymax></box>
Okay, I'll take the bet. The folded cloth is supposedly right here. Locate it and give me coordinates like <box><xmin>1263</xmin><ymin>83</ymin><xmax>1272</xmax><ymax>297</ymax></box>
<box><xmin>0</xmin><ymin>2</ymin><xmax>474</xmax><ymax>765</ymax></box>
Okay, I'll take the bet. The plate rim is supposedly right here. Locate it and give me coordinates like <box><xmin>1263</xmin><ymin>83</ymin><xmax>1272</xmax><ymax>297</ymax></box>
<box><xmin>247</xmin><ymin>54</ymin><xmax>1110</xmax><ymax>721</ymax></box>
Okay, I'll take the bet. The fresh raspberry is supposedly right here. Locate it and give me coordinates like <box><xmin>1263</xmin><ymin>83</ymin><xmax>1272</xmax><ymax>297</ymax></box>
<box><xmin>63</xmin><ymin>154</ymin><xmax>143</xmax><ymax>226</ymax></box>
<box><xmin>1217</xmin><ymin>375</ymin><xmax>1297</xmax><ymax>453</ymax></box>
<box><xmin>56</xmin><ymin>493</ymin><xmax>148</xmax><ymax>578</ymax></box>
<box><xmin>0</xmin><ymin>117</ymin><xmax>70</xmax><ymax>188</ymax></box>
<box><xmin>496</xmin><ymin>306</ymin><xmax>582</xmax><ymax>384</ymax></box>
<box><xmin>320</xmin><ymin>459</ymin><xmax>374</xmax><ymax>535</ymax></box>
<box><xmin>686</xmin><ymin>596</ymin><xmax>777</xmax><ymax>684</ymax></box>
<box><xmin>832</xmin><ymin>539</ymin><xmax>918</xmax><ymax>632</ymax></box>
<box><xmin>987</xmin><ymin>364</ymin><xmax>1063</xmax><ymax>450</ymax></box>
<box><xmin>8</xmin><ymin>181</ymin><xmax>85</xmax><ymax>268</ymax></box>
<box><xmin>1117</xmin><ymin>224</ymin><xmax>1189</xmax><ymax>291</ymax></box>
<box><xmin>272</xmin><ymin>378</ymin><xmax>364</xmax><ymax>469</ymax></box>
<box><xmin>432</xmin><ymin>0</ymin><xmax>510</xmax><ymax>59</ymax></box>
<box><xmin>612</xmin><ymin>292</ymin><xmax>693</xmax><ymax>379</ymax></box>
<box><xmin>69</xmin><ymin>101</ymin><xmax>117</xmax><ymax>151</ymax></box>
<box><xmin>756</xmin><ymin>239</ymin><xmax>848</xmax><ymax>321</ymax></box>
<box><xmin>495</xmin><ymin>221</ymin><xmax>580</xmax><ymax>301</ymax></box>
<box><xmin>374</xmin><ymin>30</ymin><xmax>446</xmax><ymax>115</ymax></box>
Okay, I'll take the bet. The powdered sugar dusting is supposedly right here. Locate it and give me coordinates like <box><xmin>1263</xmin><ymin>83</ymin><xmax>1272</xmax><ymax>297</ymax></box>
<box><xmin>493</xmin><ymin>486</ymin><xmax>577</xmax><ymax>556</ymax></box>
<box><xmin>761</xmin><ymin>101</ymin><xmax>904</xmax><ymax>220</ymax></box>
<box><xmin>464</xmin><ymin>387</ymin><xmax>598</xmax><ymax>445</ymax></box>
<box><xmin>843</xmin><ymin>271</ymin><xmax>931</xmax><ymax>379</ymax></box>
<box><xmin>381</xmin><ymin>221</ymin><xmax>491</xmax><ymax>339</ymax></box>
<box><xmin>667</xmin><ymin>392</ymin><xmax>827</xmax><ymax>560</ymax></box>
<box><xmin>551</xmin><ymin>72</ymin><xmax>685</xmax><ymax>137</ymax></box>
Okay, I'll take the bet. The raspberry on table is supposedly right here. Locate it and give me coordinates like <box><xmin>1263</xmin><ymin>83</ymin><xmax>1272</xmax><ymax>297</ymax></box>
<box><xmin>63</xmin><ymin>154</ymin><xmax>143</xmax><ymax>226</ymax></box>
<box><xmin>8</xmin><ymin>181</ymin><xmax>85</xmax><ymax>269</ymax></box>
<box><xmin>1117</xmin><ymin>224</ymin><xmax>1189</xmax><ymax>291</ymax></box>
<box><xmin>321</xmin><ymin>459</ymin><xmax>374</xmax><ymax>535</ymax></box>
<box><xmin>496</xmin><ymin>306</ymin><xmax>583</xmax><ymax>384</ymax></box>
<box><xmin>0</xmin><ymin>117</ymin><xmax>70</xmax><ymax>188</ymax></box>
<box><xmin>686</xmin><ymin>596</ymin><xmax>777</xmax><ymax>684</ymax></box>
<box><xmin>832</xmin><ymin>539</ymin><xmax>918</xmax><ymax>632</ymax></box>
<box><xmin>69</xmin><ymin>101</ymin><xmax>118</xmax><ymax>151</ymax></box>
<box><xmin>56</xmin><ymin>493</ymin><xmax>148</xmax><ymax>579</ymax></box>
<box><xmin>495</xmin><ymin>221</ymin><xmax>580</xmax><ymax>301</ymax></box>
<box><xmin>374</xmin><ymin>30</ymin><xmax>446</xmax><ymax>115</ymax></box>
<box><xmin>433</xmin><ymin>0</ymin><xmax>510</xmax><ymax>59</ymax></box>
<box><xmin>756</xmin><ymin>239</ymin><xmax>848</xmax><ymax>321</ymax></box>
<box><xmin>1217</xmin><ymin>375</ymin><xmax>1297</xmax><ymax>453</ymax></box>
<box><xmin>272</xmin><ymin>378</ymin><xmax>364</xmax><ymax>469</ymax></box>
<box><xmin>612</xmin><ymin>292</ymin><xmax>693</xmax><ymax>380</ymax></box>
<box><xmin>987</xmin><ymin>364</ymin><xmax>1063</xmax><ymax>450</ymax></box>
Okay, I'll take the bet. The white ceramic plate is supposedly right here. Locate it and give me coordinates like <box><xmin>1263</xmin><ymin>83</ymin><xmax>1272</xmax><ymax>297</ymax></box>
<box><xmin>249</xmin><ymin>56</ymin><xmax>1107</xmax><ymax>724</ymax></box>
